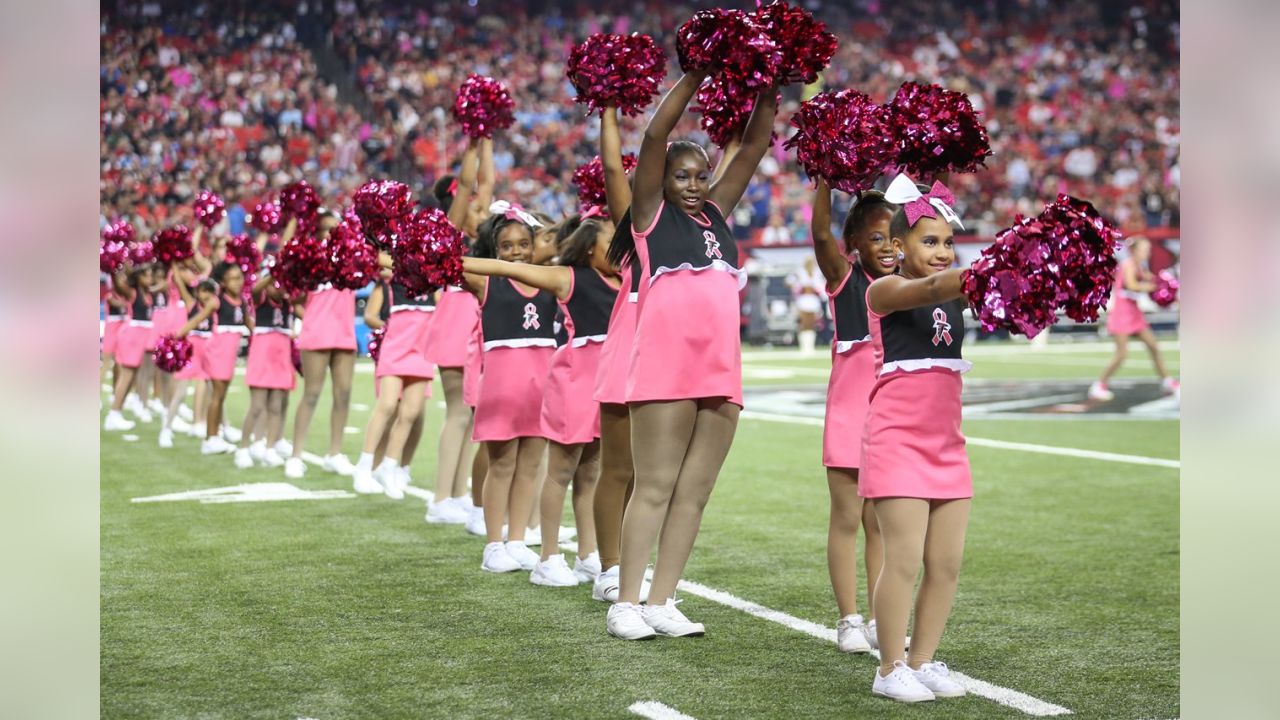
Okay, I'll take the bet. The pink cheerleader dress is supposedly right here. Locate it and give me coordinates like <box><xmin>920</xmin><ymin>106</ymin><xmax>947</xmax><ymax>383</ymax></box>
<box><xmin>115</xmin><ymin>289</ymin><xmax>154</xmax><ymax>369</ymax></box>
<box><xmin>424</xmin><ymin>286</ymin><xmax>480</xmax><ymax>368</ymax></box>
<box><xmin>593</xmin><ymin>216</ymin><xmax>639</xmax><ymax>405</ymax></box>
<box><xmin>203</xmin><ymin>292</ymin><xmax>248</xmax><ymax>382</ymax></box>
<box><xmin>375</xmin><ymin>283</ymin><xmax>437</xmax><ymax>397</ymax></box>
<box><xmin>297</xmin><ymin>284</ymin><xmax>356</xmax><ymax>352</ymax></box>
<box><xmin>542</xmin><ymin>267</ymin><xmax>620</xmax><ymax>444</ymax></box>
<box><xmin>472</xmin><ymin>277</ymin><xmax>558</xmax><ymax>443</ymax></box>
<box><xmin>149</xmin><ymin>278</ymin><xmax>186</xmax><ymax>346</ymax></box>
<box><xmin>175</xmin><ymin>300</ymin><xmax>212</xmax><ymax>381</ymax></box>
<box><xmin>462</xmin><ymin>318</ymin><xmax>483</xmax><ymax>408</ymax></box>
<box><xmin>245</xmin><ymin>296</ymin><xmax>295</xmax><ymax>390</ymax></box>
<box><xmin>823</xmin><ymin>265</ymin><xmax>877</xmax><ymax>469</ymax></box>
<box><xmin>1105</xmin><ymin>259</ymin><xmax>1151</xmax><ymax>336</ymax></box>
<box><xmin>627</xmin><ymin>200</ymin><xmax>744</xmax><ymax>406</ymax></box>
<box><xmin>102</xmin><ymin>294</ymin><xmax>128</xmax><ymax>357</ymax></box>
<box><xmin>859</xmin><ymin>284</ymin><xmax>973</xmax><ymax>500</ymax></box>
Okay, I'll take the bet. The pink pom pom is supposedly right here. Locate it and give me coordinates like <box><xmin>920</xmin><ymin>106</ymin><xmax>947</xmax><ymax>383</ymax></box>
<box><xmin>100</xmin><ymin>238</ymin><xmax>130</xmax><ymax>274</ymax></box>
<box><xmin>752</xmin><ymin>1</ymin><xmax>839</xmax><ymax>86</ymax></box>
<box><xmin>453</xmin><ymin>74</ymin><xmax>516</xmax><ymax>139</ymax></box>
<box><xmin>152</xmin><ymin>225</ymin><xmax>194</xmax><ymax>265</ymax></box>
<box><xmin>225</xmin><ymin>233</ymin><xmax>262</xmax><ymax>280</ymax></box>
<box><xmin>129</xmin><ymin>241</ymin><xmax>155</xmax><ymax>266</ymax></box>
<box><xmin>887</xmin><ymin>81</ymin><xmax>993</xmax><ymax>177</ymax></box>
<box><xmin>352</xmin><ymin>180</ymin><xmax>414</xmax><ymax>250</ymax></box>
<box><xmin>571</xmin><ymin>153</ymin><xmax>637</xmax><ymax>214</ymax></box>
<box><xmin>280</xmin><ymin>180</ymin><xmax>321</xmax><ymax>235</ymax></box>
<box><xmin>273</xmin><ymin>233</ymin><xmax>331</xmax><ymax>296</ymax></box>
<box><xmin>327</xmin><ymin>212</ymin><xmax>381</xmax><ymax>291</ymax></box>
<box><xmin>102</xmin><ymin>220</ymin><xmax>136</xmax><ymax>246</ymax></box>
<box><xmin>193</xmin><ymin>190</ymin><xmax>227</xmax><ymax>230</ymax></box>
<box><xmin>1151</xmin><ymin>269</ymin><xmax>1179</xmax><ymax>308</ymax></box>
<box><xmin>785</xmin><ymin>89</ymin><xmax>896</xmax><ymax>194</ymax></box>
<box><xmin>152</xmin><ymin>335</ymin><xmax>194</xmax><ymax>373</ymax></box>
<box><xmin>693</xmin><ymin>75</ymin><xmax>776</xmax><ymax>149</ymax></box>
<box><xmin>250</xmin><ymin>201</ymin><xmax>284</xmax><ymax>234</ymax></box>
<box><xmin>392</xmin><ymin>208</ymin><xmax>467</xmax><ymax>296</ymax></box>
<box><xmin>677</xmin><ymin>9</ymin><xmax>781</xmax><ymax>91</ymax></box>
<box><xmin>366</xmin><ymin>326</ymin><xmax>385</xmax><ymax>363</ymax></box>
<box><xmin>568</xmin><ymin>33</ymin><xmax>668</xmax><ymax>117</ymax></box>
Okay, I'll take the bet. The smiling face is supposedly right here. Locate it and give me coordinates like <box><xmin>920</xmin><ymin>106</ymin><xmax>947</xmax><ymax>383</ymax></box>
<box><xmin>664</xmin><ymin>149</ymin><xmax>711</xmax><ymax>216</ymax></box>
<box><xmin>848</xmin><ymin>207</ymin><xmax>897</xmax><ymax>278</ymax></box>
<box><xmin>220</xmin><ymin>265</ymin><xmax>245</xmax><ymax>296</ymax></box>
<box><xmin>496</xmin><ymin>223</ymin><xmax>534</xmax><ymax>264</ymax></box>
<box><xmin>892</xmin><ymin>216</ymin><xmax>955</xmax><ymax>279</ymax></box>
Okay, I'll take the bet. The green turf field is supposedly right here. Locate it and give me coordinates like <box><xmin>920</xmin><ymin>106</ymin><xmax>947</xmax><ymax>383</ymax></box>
<box><xmin>100</xmin><ymin>342</ymin><xmax>1179</xmax><ymax>719</ymax></box>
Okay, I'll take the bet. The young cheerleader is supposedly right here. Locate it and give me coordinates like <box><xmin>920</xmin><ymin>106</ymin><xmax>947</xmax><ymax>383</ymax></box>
<box><xmin>161</xmin><ymin>276</ymin><xmax>217</xmax><ymax>448</ymax></box>
<box><xmin>201</xmin><ymin>262</ymin><xmax>250</xmax><ymax>455</ymax></box>
<box><xmin>810</xmin><ymin>180</ymin><xmax>898</xmax><ymax>653</ymax></box>
<box><xmin>1089</xmin><ymin>235</ymin><xmax>1180</xmax><ymax>401</ymax></box>
<box><xmin>104</xmin><ymin>264</ymin><xmax>156</xmax><ymax>431</ymax></box>
<box><xmin>606</xmin><ymin>71</ymin><xmax>777</xmax><ymax>640</ymax></box>
<box><xmin>361</xmin><ymin>269</ymin><xmax>426</xmax><ymax>489</ymax></box>
<box><xmin>459</xmin><ymin>209</ymin><xmax>557</xmax><ymax>573</ymax></box>
<box><xmin>101</xmin><ymin>283</ymin><xmax>128</xmax><ymax>402</ymax></box>
<box><xmin>233</xmin><ymin>269</ymin><xmax>296</xmax><ymax>469</ymax></box>
<box><xmin>861</xmin><ymin>174</ymin><xmax>973</xmax><ymax>702</ymax></box>
<box><xmin>423</xmin><ymin>139</ymin><xmax>493</xmax><ymax>526</ymax></box>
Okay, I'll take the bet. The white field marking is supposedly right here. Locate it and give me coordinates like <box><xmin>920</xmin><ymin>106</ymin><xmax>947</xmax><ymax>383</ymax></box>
<box><xmin>132</xmin><ymin>482</ymin><xmax>354</xmax><ymax>504</ymax></box>
<box><xmin>122</xmin><ymin>434</ymin><xmax>139</xmax><ymax>442</ymax></box>
<box><xmin>352</xmin><ymin>403</ymin><xmax>370</xmax><ymax>411</ymax></box>
<box><xmin>403</xmin><ymin>485</ymin><xmax>434</xmax><ymax>502</ymax></box>
<box><xmin>629</xmin><ymin>701</ymin><xmax>699</xmax><ymax>720</ymax></box>
<box><xmin>739</xmin><ymin>410</ymin><xmax>1179</xmax><ymax>469</ymax></box>
<box><xmin>962</xmin><ymin>393</ymin><xmax>1082</xmax><ymax>415</ymax></box>
<box><xmin>344</xmin><ymin>426</ymin><xmax>360</xmax><ymax>435</ymax></box>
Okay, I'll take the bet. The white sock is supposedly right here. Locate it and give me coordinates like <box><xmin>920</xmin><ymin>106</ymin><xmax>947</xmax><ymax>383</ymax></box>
<box><xmin>377</xmin><ymin>458</ymin><xmax>398</xmax><ymax>472</ymax></box>
<box><xmin>799</xmin><ymin>330</ymin><xmax>817</xmax><ymax>354</ymax></box>
<box><xmin>356</xmin><ymin>452</ymin><xmax>374</xmax><ymax>471</ymax></box>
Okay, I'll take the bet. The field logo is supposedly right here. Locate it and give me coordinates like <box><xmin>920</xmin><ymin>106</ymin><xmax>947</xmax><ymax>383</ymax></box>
<box><xmin>132</xmin><ymin>482</ymin><xmax>354</xmax><ymax>504</ymax></box>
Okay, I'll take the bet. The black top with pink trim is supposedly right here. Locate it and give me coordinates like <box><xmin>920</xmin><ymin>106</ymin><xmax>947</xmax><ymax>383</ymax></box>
<box><xmin>480</xmin><ymin>277</ymin><xmax>558</xmax><ymax>352</ymax></box>
<box><xmin>639</xmin><ymin>201</ymin><xmax>742</xmax><ymax>288</ymax></box>
<box><xmin>130</xmin><ymin>290</ymin><xmax>152</xmax><ymax>322</ymax></box>
<box><xmin>216</xmin><ymin>292</ymin><xmax>247</xmax><ymax>328</ymax></box>
<box><xmin>563</xmin><ymin>267</ymin><xmax>618</xmax><ymax>345</ymax></box>
<box><xmin>873</xmin><ymin>292</ymin><xmax>970</xmax><ymax>376</ymax></box>
<box><xmin>189</xmin><ymin>301</ymin><xmax>214</xmax><ymax>335</ymax></box>
<box><xmin>830</xmin><ymin>265</ymin><xmax>874</xmax><ymax>354</ymax></box>
<box><xmin>253</xmin><ymin>296</ymin><xmax>291</xmax><ymax>333</ymax></box>
<box><xmin>390</xmin><ymin>281</ymin><xmax>436</xmax><ymax>311</ymax></box>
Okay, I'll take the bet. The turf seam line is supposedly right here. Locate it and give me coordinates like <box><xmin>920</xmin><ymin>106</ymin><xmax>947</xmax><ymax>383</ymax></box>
<box><xmin>629</xmin><ymin>700</ymin><xmax>699</xmax><ymax>720</ymax></box>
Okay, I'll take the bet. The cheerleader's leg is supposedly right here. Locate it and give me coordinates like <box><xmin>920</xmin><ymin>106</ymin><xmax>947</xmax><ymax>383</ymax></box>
<box><xmin>538</xmin><ymin>441</ymin><xmax>585</xmax><ymax>561</ymax></box>
<box><xmin>907</xmin><ymin>499</ymin><xmax>971</xmax><ymax>670</ymax></box>
<box><xmin>593</xmin><ymin>403</ymin><xmax>633</xmax><ymax>572</ymax></box>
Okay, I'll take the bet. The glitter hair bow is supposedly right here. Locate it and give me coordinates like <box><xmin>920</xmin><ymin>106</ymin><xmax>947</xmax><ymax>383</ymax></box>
<box><xmin>489</xmin><ymin>200</ymin><xmax>544</xmax><ymax>228</ymax></box>
<box><xmin>884</xmin><ymin>174</ymin><xmax>964</xmax><ymax>230</ymax></box>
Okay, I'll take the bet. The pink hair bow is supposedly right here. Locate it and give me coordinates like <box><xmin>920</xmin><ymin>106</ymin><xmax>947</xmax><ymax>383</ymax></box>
<box><xmin>580</xmin><ymin>204</ymin><xmax>606</xmax><ymax>221</ymax></box>
<box><xmin>447</xmin><ymin>178</ymin><xmax>459</xmax><ymax>195</ymax></box>
<box><xmin>489</xmin><ymin>200</ymin><xmax>543</xmax><ymax>228</ymax></box>
<box><xmin>884</xmin><ymin>174</ymin><xmax>964</xmax><ymax>229</ymax></box>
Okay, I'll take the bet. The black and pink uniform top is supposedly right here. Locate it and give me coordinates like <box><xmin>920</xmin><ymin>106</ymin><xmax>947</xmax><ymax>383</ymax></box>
<box><xmin>479</xmin><ymin>277</ymin><xmax>558</xmax><ymax>352</ymax></box>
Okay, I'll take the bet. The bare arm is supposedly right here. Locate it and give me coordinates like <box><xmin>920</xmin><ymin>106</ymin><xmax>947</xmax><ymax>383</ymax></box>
<box><xmin>709</xmin><ymin>88</ymin><xmax>778</xmax><ymax>212</ymax></box>
<box><xmin>251</xmin><ymin>272</ymin><xmax>274</xmax><ymax>295</ymax></box>
<box><xmin>867</xmin><ymin>269</ymin><xmax>966</xmax><ymax>316</ymax></box>
<box><xmin>711</xmin><ymin>133</ymin><xmax>742</xmax><ymax>185</ymax></box>
<box><xmin>476</xmin><ymin>137</ymin><xmax>496</xmax><ymax>228</ymax></box>
<box><xmin>363</xmin><ymin>284</ymin><xmax>386</xmax><ymax>329</ymax></box>
<box><xmin>173</xmin><ymin>267</ymin><xmax>196</xmax><ymax>306</ymax></box>
<box><xmin>463</xmin><ymin>257</ymin><xmax>573</xmax><ymax>300</ymax></box>
<box><xmin>811</xmin><ymin>179</ymin><xmax>851</xmax><ymax>290</ymax></box>
<box><xmin>192</xmin><ymin>225</ymin><xmax>211</xmax><ymax>274</ymax></box>
<box><xmin>632</xmin><ymin>70</ymin><xmax>709</xmax><ymax>233</ymax></box>
<box><xmin>448</xmin><ymin>140</ymin><xmax>479</xmax><ymax>233</ymax></box>
<box><xmin>177</xmin><ymin>298</ymin><xmax>218</xmax><ymax>337</ymax></box>
<box><xmin>1122</xmin><ymin>260</ymin><xmax>1155</xmax><ymax>292</ymax></box>
<box><xmin>600</xmin><ymin>107</ymin><xmax>631</xmax><ymax>220</ymax></box>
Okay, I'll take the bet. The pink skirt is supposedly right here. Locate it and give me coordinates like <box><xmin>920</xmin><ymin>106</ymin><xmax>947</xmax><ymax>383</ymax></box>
<box><xmin>473</xmin><ymin>345</ymin><xmax>555</xmax><ymax>442</ymax></box>
<box><xmin>823</xmin><ymin>344</ymin><xmax>876</xmax><ymax>469</ymax></box>
<box><xmin>1106</xmin><ymin>296</ymin><xmax>1149</xmax><ymax>336</ymax></box>
<box><xmin>297</xmin><ymin>287</ymin><xmax>357</xmax><ymax>351</ymax></box>
<box><xmin>543</xmin><ymin>340</ymin><xmax>604</xmax><ymax>444</ymax></box>
<box><xmin>424</xmin><ymin>289</ymin><xmax>479</xmax><ymax>367</ymax></box>
<box><xmin>462</xmin><ymin>321</ymin><xmax>483</xmax><ymax>408</ymax></box>
<box><xmin>175</xmin><ymin>335</ymin><xmax>210</xmax><ymax>380</ymax></box>
<box><xmin>377</xmin><ymin>310</ymin><xmax>436</xmax><ymax>380</ymax></box>
<box><xmin>116</xmin><ymin>322</ymin><xmax>154</xmax><ymax>369</ymax></box>
<box><xmin>102</xmin><ymin>318</ymin><xmax>125</xmax><ymax>356</ymax></box>
<box><xmin>204</xmin><ymin>329</ymin><xmax>244</xmax><ymax>382</ymax></box>
<box><xmin>150</xmin><ymin>303</ymin><xmax>186</xmax><ymax>344</ymax></box>
<box><xmin>593</xmin><ymin>274</ymin><xmax>636</xmax><ymax>405</ymax></box>
<box><xmin>859</xmin><ymin>370</ymin><xmax>972</xmax><ymax>500</ymax></box>
<box><xmin>245</xmin><ymin>331</ymin><xmax>296</xmax><ymax>390</ymax></box>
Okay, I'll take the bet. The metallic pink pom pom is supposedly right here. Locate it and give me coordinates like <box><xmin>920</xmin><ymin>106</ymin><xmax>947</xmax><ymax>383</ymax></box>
<box><xmin>152</xmin><ymin>225</ymin><xmax>194</xmax><ymax>264</ymax></box>
<box><xmin>392</xmin><ymin>208</ymin><xmax>467</xmax><ymax>296</ymax></box>
<box><xmin>453</xmin><ymin>74</ymin><xmax>516</xmax><ymax>139</ymax></box>
<box><xmin>152</xmin><ymin>335</ymin><xmax>194</xmax><ymax>372</ymax></box>
<box><xmin>887</xmin><ymin>81</ymin><xmax>993</xmax><ymax>177</ymax></box>
<box><xmin>129</xmin><ymin>241</ymin><xmax>155</xmax><ymax>266</ymax></box>
<box><xmin>352</xmin><ymin>180</ymin><xmax>414</xmax><ymax>250</ymax></box>
<box><xmin>366</xmin><ymin>326</ymin><xmax>385</xmax><ymax>363</ymax></box>
<box><xmin>274</xmin><ymin>233</ymin><xmax>331</xmax><ymax>296</ymax></box>
<box><xmin>677</xmin><ymin>9</ymin><xmax>782</xmax><ymax>90</ymax></box>
<box><xmin>1151</xmin><ymin>270</ymin><xmax>1179</xmax><ymax>308</ymax></box>
<box><xmin>327</xmin><ymin>212</ymin><xmax>381</xmax><ymax>291</ymax></box>
<box><xmin>785</xmin><ymin>89</ymin><xmax>896</xmax><ymax>193</ymax></box>
<box><xmin>280</xmin><ymin>181</ymin><xmax>321</xmax><ymax>235</ymax></box>
<box><xmin>571</xmin><ymin>153</ymin><xmax>637</xmax><ymax>214</ymax></box>
<box><xmin>250</xmin><ymin>201</ymin><xmax>284</xmax><ymax>234</ymax></box>
<box><xmin>102</xmin><ymin>220</ymin><xmax>136</xmax><ymax>246</ymax></box>
<box><xmin>752</xmin><ymin>1</ymin><xmax>839</xmax><ymax>86</ymax></box>
<box><xmin>193</xmin><ymin>190</ymin><xmax>227</xmax><ymax>230</ymax></box>
<box><xmin>100</xmin><ymin>239</ymin><xmax>130</xmax><ymax>274</ymax></box>
<box><xmin>225</xmin><ymin>233</ymin><xmax>262</xmax><ymax>281</ymax></box>
<box><xmin>693</xmin><ymin>75</ymin><xmax>780</xmax><ymax>149</ymax></box>
<box><xmin>567</xmin><ymin>33</ymin><xmax>668</xmax><ymax>117</ymax></box>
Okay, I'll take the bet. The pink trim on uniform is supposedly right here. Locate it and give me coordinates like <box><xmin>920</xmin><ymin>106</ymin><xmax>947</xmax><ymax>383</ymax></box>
<box><xmin>632</xmin><ymin>200</ymin><xmax>665</xmax><ymax>239</ymax></box>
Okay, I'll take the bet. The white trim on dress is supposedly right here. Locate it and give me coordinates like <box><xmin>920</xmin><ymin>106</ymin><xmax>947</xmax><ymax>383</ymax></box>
<box><xmin>880</xmin><ymin>358</ymin><xmax>973</xmax><ymax>376</ymax></box>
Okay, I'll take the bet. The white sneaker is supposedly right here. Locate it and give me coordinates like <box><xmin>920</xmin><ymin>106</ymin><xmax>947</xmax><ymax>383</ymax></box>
<box><xmin>592</xmin><ymin>565</ymin><xmax>621</xmax><ymax>603</ymax></box>
<box><xmin>274</xmin><ymin>439</ymin><xmax>293</xmax><ymax>456</ymax></box>
<box><xmin>221</xmin><ymin>423</ymin><xmax>242</xmax><ymax>443</ymax></box>
<box><xmin>233</xmin><ymin>448</ymin><xmax>254</xmax><ymax>469</ymax></box>
<box><xmin>837</xmin><ymin>614</ymin><xmax>872</xmax><ymax>653</ymax></box>
<box><xmin>324</xmin><ymin>454</ymin><xmax>355</xmax><ymax>476</ymax></box>
<box><xmin>530</xmin><ymin>554</ymin><xmax>581</xmax><ymax>587</ymax></box>
<box><xmin>249</xmin><ymin>439</ymin><xmax>267</xmax><ymax>463</ymax></box>
<box><xmin>1088</xmin><ymin>381</ymin><xmax>1115</xmax><ymax>401</ymax></box>
<box><xmin>864</xmin><ymin>619</ymin><xmax>910</xmax><ymax>651</ymax></box>
<box><xmin>177</xmin><ymin>404</ymin><xmax>194</xmax><ymax>422</ymax></box>
<box><xmin>133</xmin><ymin>407</ymin><xmax>154</xmax><ymax>424</ymax></box>
<box><xmin>574</xmin><ymin>551</ymin><xmax>602</xmax><ymax>582</ymax></box>
<box><xmin>607</xmin><ymin>602</ymin><xmax>656</xmax><ymax>640</ymax></box>
<box><xmin>873</xmin><ymin>661</ymin><xmax>936</xmax><ymax>703</ymax></box>
<box><xmin>124</xmin><ymin>393</ymin><xmax>145</xmax><ymax>416</ymax></box>
<box><xmin>188</xmin><ymin>421</ymin><xmax>206</xmax><ymax>438</ymax></box>
<box><xmin>425</xmin><ymin>497</ymin><xmax>470</xmax><ymax>524</ymax></box>
<box><xmin>352</xmin><ymin>468</ymin><xmax>382</xmax><ymax>495</ymax></box>
<box><xmin>642</xmin><ymin>599</ymin><xmax>705</xmax><ymax>637</ymax></box>
<box><xmin>559</xmin><ymin>526</ymin><xmax>577</xmax><ymax>543</ymax></box>
<box><xmin>397</xmin><ymin>466</ymin><xmax>412</xmax><ymax>489</ymax></box>
<box><xmin>158</xmin><ymin>428</ymin><xmax>174</xmax><ymax>448</ymax></box>
<box><xmin>504</xmin><ymin>541</ymin><xmax>539</xmax><ymax>571</ymax></box>
<box><xmin>261</xmin><ymin>448</ymin><xmax>286</xmax><ymax>467</ymax></box>
<box><xmin>912</xmin><ymin>661</ymin><xmax>966</xmax><ymax>698</ymax></box>
<box><xmin>481</xmin><ymin>541</ymin><xmax>521</xmax><ymax>573</ymax></box>
<box><xmin>376</xmin><ymin>464</ymin><xmax>404</xmax><ymax>500</ymax></box>
<box><xmin>147</xmin><ymin>398</ymin><xmax>167</xmax><ymax>415</ymax></box>
<box><xmin>103</xmin><ymin>410</ymin><xmax>135</xmax><ymax>432</ymax></box>
<box><xmin>201</xmin><ymin>436</ymin><xmax>235</xmax><ymax>455</ymax></box>
<box><xmin>169</xmin><ymin>416</ymin><xmax>192</xmax><ymax>433</ymax></box>
<box><xmin>524</xmin><ymin>526</ymin><xmax>542</xmax><ymax>547</ymax></box>
<box><xmin>464</xmin><ymin>506</ymin><xmax>487</xmax><ymax>536</ymax></box>
<box><xmin>284</xmin><ymin>457</ymin><xmax>306</xmax><ymax>479</ymax></box>
<box><xmin>1161</xmin><ymin>377</ymin><xmax>1180</xmax><ymax>397</ymax></box>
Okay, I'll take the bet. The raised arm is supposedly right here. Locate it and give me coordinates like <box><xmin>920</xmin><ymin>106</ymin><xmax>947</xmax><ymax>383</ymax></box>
<box><xmin>476</xmin><ymin>137</ymin><xmax>496</xmax><ymax>227</ymax></box>
<box><xmin>173</xmin><ymin>266</ymin><xmax>196</xmax><ymax>306</ymax></box>
<box><xmin>811</xmin><ymin>179</ymin><xmax>851</xmax><ymax>290</ymax></box>
<box><xmin>192</xmin><ymin>225</ymin><xmax>211</xmax><ymax>274</ymax></box>
<box><xmin>448</xmin><ymin>140</ymin><xmax>480</xmax><ymax>234</ymax></box>
<box><xmin>363</xmin><ymin>284</ymin><xmax>386</xmax><ymax>329</ymax></box>
<box><xmin>711</xmin><ymin>133</ymin><xmax>743</xmax><ymax>185</ymax></box>
<box><xmin>632</xmin><ymin>70</ymin><xmax>709</xmax><ymax>232</ymax></box>
<box><xmin>462</xmin><ymin>257</ymin><xmax>573</xmax><ymax>300</ymax></box>
<box><xmin>600</xmin><ymin>106</ymin><xmax>631</xmax><ymax>220</ymax></box>
<box><xmin>867</xmin><ymin>269</ymin><xmax>966</xmax><ymax>316</ymax></box>
<box><xmin>709</xmin><ymin>87</ymin><xmax>778</xmax><ymax>212</ymax></box>
<box><xmin>177</xmin><ymin>297</ymin><xmax>218</xmax><ymax>337</ymax></box>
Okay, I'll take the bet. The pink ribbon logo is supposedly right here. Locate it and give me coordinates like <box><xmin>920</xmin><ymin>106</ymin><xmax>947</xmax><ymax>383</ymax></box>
<box><xmin>522</xmin><ymin>302</ymin><xmax>540</xmax><ymax>330</ymax></box>
<box><xmin>703</xmin><ymin>230</ymin><xmax>722</xmax><ymax>259</ymax></box>
<box><xmin>932</xmin><ymin>307</ymin><xmax>953</xmax><ymax>346</ymax></box>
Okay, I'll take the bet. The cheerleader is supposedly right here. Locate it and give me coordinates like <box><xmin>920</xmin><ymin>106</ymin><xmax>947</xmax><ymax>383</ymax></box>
<box><xmin>606</xmin><ymin>71</ymin><xmax>777</xmax><ymax>640</ymax></box>
<box><xmin>104</xmin><ymin>264</ymin><xmax>156</xmax><ymax>431</ymax></box>
<box><xmin>810</xmin><ymin>180</ymin><xmax>899</xmax><ymax>653</ymax></box>
<box><xmin>458</xmin><ymin>209</ymin><xmax>556</xmax><ymax>573</ymax></box>
<box><xmin>1090</xmin><ymin>235</ymin><xmax>1179</xmax><ymax>401</ymax></box>
<box><xmin>161</xmin><ymin>278</ymin><xmax>217</xmax><ymax>448</ymax></box>
<box><xmin>423</xmin><ymin>139</ymin><xmax>492</xmax><ymax>527</ymax></box>
<box><xmin>233</xmin><ymin>271</ymin><xmax>296</xmax><ymax>469</ymax></box>
<box><xmin>286</xmin><ymin>211</ymin><xmax>359</xmax><ymax>479</ymax></box>
<box><xmin>201</xmin><ymin>262</ymin><xmax>250</xmax><ymax>455</ymax></box>
<box><xmin>361</xmin><ymin>271</ymin><xmax>419</xmax><ymax>482</ymax></box>
<box><xmin>101</xmin><ymin>281</ymin><xmax>128</xmax><ymax>399</ymax></box>
<box><xmin>791</xmin><ymin>257</ymin><xmax>826</xmax><ymax>355</ymax></box>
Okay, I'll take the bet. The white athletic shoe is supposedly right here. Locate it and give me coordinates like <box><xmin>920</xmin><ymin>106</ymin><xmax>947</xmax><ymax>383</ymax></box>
<box><xmin>606</xmin><ymin>602</ymin><xmax>656</xmax><ymax>640</ymax></box>
<box><xmin>133</xmin><ymin>407</ymin><xmax>154</xmax><ymax>424</ymax></box>
<box><xmin>124</xmin><ymin>393</ymin><xmax>145</xmax><ymax>417</ymax></box>
<box><xmin>1161</xmin><ymin>377</ymin><xmax>1180</xmax><ymax>397</ymax></box>
<box><xmin>837</xmin><ymin>614</ymin><xmax>872</xmax><ymax>653</ymax></box>
<box><xmin>574</xmin><ymin>551</ymin><xmax>602</xmax><ymax>583</ymax></box>
<box><xmin>873</xmin><ymin>661</ymin><xmax>936</xmax><ymax>703</ymax></box>
<box><xmin>233</xmin><ymin>448</ymin><xmax>254</xmax><ymax>469</ymax></box>
<box><xmin>864</xmin><ymin>619</ymin><xmax>910</xmax><ymax>651</ymax></box>
<box><xmin>377</xmin><ymin>465</ymin><xmax>404</xmax><ymax>500</ymax></box>
<box><xmin>1087</xmin><ymin>381</ymin><xmax>1115</xmax><ymax>401</ymax></box>
<box><xmin>464</xmin><ymin>506</ymin><xmax>487</xmax><ymax>536</ymax></box>
<box><xmin>249</xmin><ymin>439</ymin><xmax>267</xmax><ymax>464</ymax></box>
<box><xmin>324</xmin><ymin>454</ymin><xmax>356</xmax><ymax>476</ymax></box>
<box><xmin>147</xmin><ymin>398</ymin><xmax>167</xmax><ymax>416</ymax></box>
<box><xmin>352</xmin><ymin>468</ymin><xmax>383</xmax><ymax>495</ymax></box>
<box><xmin>523</xmin><ymin>526</ymin><xmax>542</xmax><ymax>547</ymax></box>
<box><xmin>396</xmin><ymin>466</ymin><xmax>412</xmax><ymax>490</ymax></box>
<box><xmin>425</xmin><ymin>497</ymin><xmax>470</xmax><ymax>525</ymax></box>
<box><xmin>220</xmin><ymin>423</ymin><xmax>242</xmax><ymax>443</ymax></box>
<box><xmin>559</xmin><ymin>526</ymin><xmax>577</xmax><ymax>543</ymax></box>
<box><xmin>912</xmin><ymin>662</ymin><xmax>966</xmax><ymax>698</ymax></box>
<box><xmin>481</xmin><ymin>541</ymin><xmax>521</xmax><ymax>573</ymax></box>
<box><xmin>274</xmin><ymin>439</ymin><xmax>293</xmax><ymax>457</ymax></box>
<box><xmin>530</xmin><ymin>555</ymin><xmax>581</xmax><ymax>587</ymax></box>
<box><xmin>157</xmin><ymin>427</ymin><xmax>174</xmax><ymax>448</ymax></box>
<box><xmin>261</xmin><ymin>448</ymin><xmax>286</xmax><ymax>467</ymax></box>
<box><xmin>504</xmin><ymin>541</ymin><xmax>539</xmax><ymax>571</ymax></box>
<box><xmin>103</xmin><ymin>410</ymin><xmax>135</xmax><ymax>432</ymax></box>
<box><xmin>592</xmin><ymin>565</ymin><xmax>621</xmax><ymax>603</ymax></box>
<box><xmin>642</xmin><ymin>599</ymin><xmax>705</xmax><ymax>637</ymax></box>
<box><xmin>284</xmin><ymin>457</ymin><xmax>306</xmax><ymax>479</ymax></box>
<box><xmin>169</xmin><ymin>416</ymin><xmax>192</xmax><ymax>434</ymax></box>
<box><xmin>188</xmin><ymin>421</ymin><xmax>207</xmax><ymax>438</ymax></box>
<box><xmin>201</xmin><ymin>436</ymin><xmax>235</xmax><ymax>455</ymax></box>
<box><xmin>177</xmin><ymin>404</ymin><xmax>194</xmax><ymax>422</ymax></box>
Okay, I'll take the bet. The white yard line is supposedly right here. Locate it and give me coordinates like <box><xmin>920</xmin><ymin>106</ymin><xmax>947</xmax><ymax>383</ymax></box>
<box><xmin>629</xmin><ymin>701</ymin><xmax>700</xmax><ymax>720</ymax></box>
